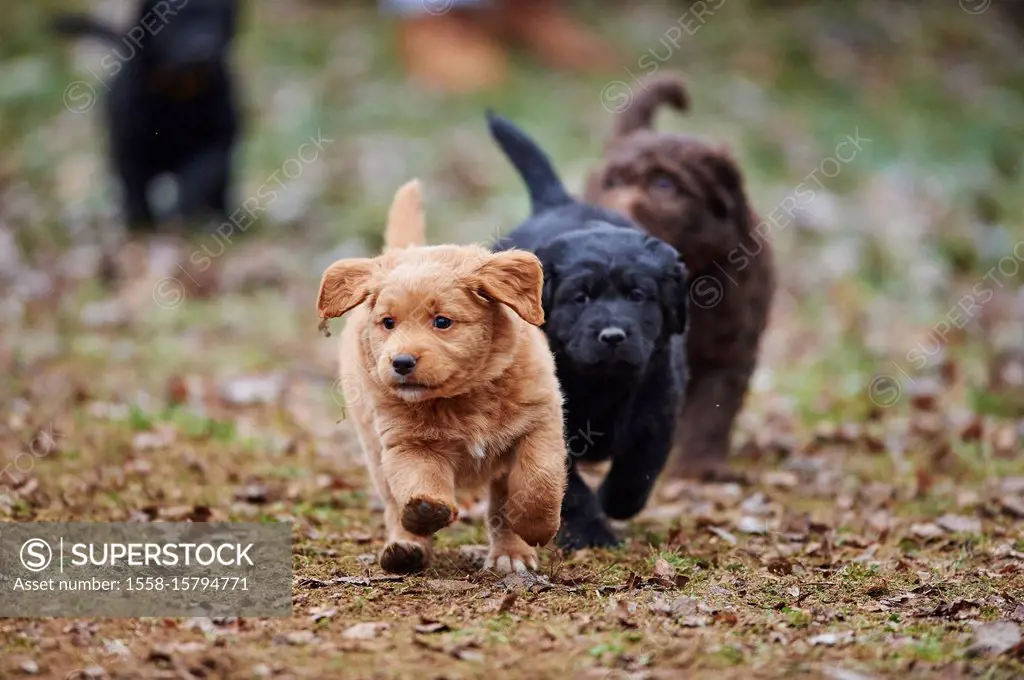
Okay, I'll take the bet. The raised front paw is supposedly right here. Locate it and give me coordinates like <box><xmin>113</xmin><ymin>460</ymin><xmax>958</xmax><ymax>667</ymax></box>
<box><xmin>556</xmin><ymin>517</ymin><xmax>621</xmax><ymax>551</ymax></box>
<box><xmin>401</xmin><ymin>496</ymin><xmax>457</xmax><ymax>537</ymax></box>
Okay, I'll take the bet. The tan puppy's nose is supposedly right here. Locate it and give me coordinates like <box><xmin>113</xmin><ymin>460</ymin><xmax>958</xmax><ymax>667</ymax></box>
<box><xmin>391</xmin><ymin>354</ymin><xmax>417</xmax><ymax>376</ymax></box>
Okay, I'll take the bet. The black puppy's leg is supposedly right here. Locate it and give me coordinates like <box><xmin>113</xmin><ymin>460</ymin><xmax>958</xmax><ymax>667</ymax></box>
<box><xmin>176</xmin><ymin>146</ymin><xmax>233</xmax><ymax>224</ymax></box>
<box><xmin>118</xmin><ymin>164</ymin><xmax>154</xmax><ymax>231</ymax></box>
<box><xmin>598</xmin><ymin>416</ymin><xmax>674</xmax><ymax>520</ymax></box>
<box><xmin>556</xmin><ymin>464</ymin><xmax>620</xmax><ymax>550</ymax></box>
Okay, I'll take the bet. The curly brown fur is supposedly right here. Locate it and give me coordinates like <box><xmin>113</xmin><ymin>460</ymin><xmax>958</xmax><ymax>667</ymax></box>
<box><xmin>584</xmin><ymin>72</ymin><xmax>775</xmax><ymax>480</ymax></box>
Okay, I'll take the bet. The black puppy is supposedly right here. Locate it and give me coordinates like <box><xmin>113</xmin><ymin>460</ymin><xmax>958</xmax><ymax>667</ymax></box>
<box><xmin>487</xmin><ymin>112</ymin><xmax>688</xmax><ymax>550</ymax></box>
<box><xmin>53</xmin><ymin>0</ymin><xmax>240</xmax><ymax>230</ymax></box>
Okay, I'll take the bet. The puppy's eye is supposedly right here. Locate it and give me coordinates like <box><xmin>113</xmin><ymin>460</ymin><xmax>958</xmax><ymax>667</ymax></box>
<box><xmin>629</xmin><ymin>289</ymin><xmax>646</xmax><ymax>302</ymax></box>
<box><xmin>433</xmin><ymin>316</ymin><xmax>453</xmax><ymax>330</ymax></box>
<box><xmin>382</xmin><ymin>317</ymin><xmax>396</xmax><ymax>330</ymax></box>
<box><xmin>573</xmin><ymin>292</ymin><xmax>590</xmax><ymax>304</ymax></box>
<box><xmin>648</xmin><ymin>172</ymin><xmax>680</xmax><ymax>195</ymax></box>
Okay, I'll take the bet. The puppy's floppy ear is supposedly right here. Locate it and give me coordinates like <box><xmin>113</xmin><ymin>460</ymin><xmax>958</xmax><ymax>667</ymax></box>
<box><xmin>474</xmin><ymin>250</ymin><xmax>545</xmax><ymax>327</ymax></box>
<box><xmin>665</xmin><ymin>261</ymin><xmax>689</xmax><ymax>336</ymax></box>
<box><xmin>645</xmin><ymin>237</ymin><xmax>688</xmax><ymax>335</ymax></box>
<box><xmin>317</xmin><ymin>258</ymin><xmax>378</xmax><ymax>321</ymax></box>
<box><xmin>702</xmin><ymin>150</ymin><xmax>750</xmax><ymax>226</ymax></box>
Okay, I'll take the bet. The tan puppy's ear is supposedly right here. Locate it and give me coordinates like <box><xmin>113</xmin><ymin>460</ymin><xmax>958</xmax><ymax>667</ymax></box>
<box><xmin>474</xmin><ymin>250</ymin><xmax>545</xmax><ymax>327</ymax></box>
<box><xmin>317</xmin><ymin>258</ymin><xmax>377</xmax><ymax>321</ymax></box>
<box><xmin>384</xmin><ymin>179</ymin><xmax>426</xmax><ymax>250</ymax></box>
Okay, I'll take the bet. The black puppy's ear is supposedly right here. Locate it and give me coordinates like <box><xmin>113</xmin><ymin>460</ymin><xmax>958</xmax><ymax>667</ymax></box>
<box><xmin>646</xmin><ymin>237</ymin><xmax>687</xmax><ymax>335</ymax></box>
<box><xmin>533</xmin><ymin>240</ymin><xmax>568</xmax><ymax>313</ymax></box>
<box><xmin>666</xmin><ymin>261</ymin><xmax>689</xmax><ymax>336</ymax></box>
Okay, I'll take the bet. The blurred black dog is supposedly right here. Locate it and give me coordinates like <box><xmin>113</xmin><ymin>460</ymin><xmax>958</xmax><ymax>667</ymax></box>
<box><xmin>487</xmin><ymin>112</ymin><xmax>688</xmax><ymax>550</ymax></box>
<box><xmin>53</xmin><ymin>0</ymin><xmax>240</xmax><ymax>230</ymax></box>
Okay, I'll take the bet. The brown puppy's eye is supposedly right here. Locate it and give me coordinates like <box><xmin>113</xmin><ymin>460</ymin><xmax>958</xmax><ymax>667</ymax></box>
<box><xmin>648</xmin><ymin>172</ymin><xmax>680</xmax><ymax>195</ymax></box>
<box><xmin>602</xmin><ymin>174</ymin><xmax>622</xmax><ymax>190</ymax></box>
<box><xmin>382</xmin><ymin>317</ymin><xmax>396</xmax><ymax>330</ymax></box>
<box><xmin>432</xmin><ymin>316</ymin><xmax>453</xmax><ymax>330</ymax></box>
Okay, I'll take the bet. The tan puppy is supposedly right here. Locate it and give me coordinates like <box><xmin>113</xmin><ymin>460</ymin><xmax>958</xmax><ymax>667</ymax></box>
<box><xmin>317</xmin><ymin>180</ymin><xmax>567</xmax><ymax>574</ymax></box>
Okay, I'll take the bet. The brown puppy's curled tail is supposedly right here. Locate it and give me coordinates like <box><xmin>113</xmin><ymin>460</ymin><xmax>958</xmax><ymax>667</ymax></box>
<box><xmin>613</xmin><ymin>73</ymin><xmax>690</xmax><ymax>138</ymax></box>
<box><xmin>384</xmin><ymin>179</ymin><xmax>427</xmax><ymax>250</ymax></box>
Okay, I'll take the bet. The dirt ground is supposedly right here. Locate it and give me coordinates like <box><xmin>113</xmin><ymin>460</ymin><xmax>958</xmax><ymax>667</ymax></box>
<box><xmin>3</xmin><ymin>0</ymin><xmax>1024</xmax><ymax>678</ymax></box>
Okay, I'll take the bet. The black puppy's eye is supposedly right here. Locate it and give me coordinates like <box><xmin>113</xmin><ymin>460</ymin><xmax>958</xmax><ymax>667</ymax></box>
<box><xmin>433</xmin><ymin>316</ymin><xmax>453</xmax><ymax>330</ymax></box>
<box><xmin>648</xmin><ymin>172</ymin><xmax>680</xmax><ymax>195</ymax></box>
<box><xmin>382</xmin><ymin>317</ymin><xmax>396</xmax><ymax>330</ymax></box>
<box><xmin>629</xmin><ymin>289</ymin><xmax>646</xmax><ymax>302</ymax></box>
<box><xmin>573</xmin><ymin>292</ymin><xmax>590</xmax><ymax>304</ymax></box>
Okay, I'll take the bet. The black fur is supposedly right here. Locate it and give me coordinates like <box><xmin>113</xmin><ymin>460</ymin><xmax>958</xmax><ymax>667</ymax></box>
<box><xmin>487</xmin><ymin>111</ymin><xmax>688</xmax><ymax>550</ymax></box>
<box><xmin>53</xmin><ymin>0</ymin><xmax>240</xmax><ymax>231</ymax></box>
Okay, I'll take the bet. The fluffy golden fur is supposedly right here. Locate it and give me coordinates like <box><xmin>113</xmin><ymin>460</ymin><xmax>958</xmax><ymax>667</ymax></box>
<box><xmin>317</xmin><ymin>180</ymin><xmax>567</xmax><ymax>574</ymax></box>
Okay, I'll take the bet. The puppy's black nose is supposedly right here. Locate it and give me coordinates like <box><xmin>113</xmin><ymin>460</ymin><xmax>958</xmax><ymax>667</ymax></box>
<box><xmin>392</xmin><ymin>354</ymin><xmax>417</xmax><ymax>376</ymax></box>
<box><xmin>598</xmin><ymin>327</ymin><xmax>627</xmax><ymax>346</ymax></box>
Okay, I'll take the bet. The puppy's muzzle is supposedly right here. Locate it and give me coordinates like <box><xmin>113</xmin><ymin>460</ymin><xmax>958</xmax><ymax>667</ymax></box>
<box><xmin>597</xmin><ymin>326</ymin><xmax>627</xmax><ymax>346</ymax></box>
<box><xmin>391</xmin><ymin>354</ymin><xmax>417</xmax><ymax>377</ymax></box>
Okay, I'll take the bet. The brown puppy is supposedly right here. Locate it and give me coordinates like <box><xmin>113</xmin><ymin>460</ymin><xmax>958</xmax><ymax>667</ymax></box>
<box><xmin>585</xmin><ymin>73</ymin><xmax>775</xmax><ymax>480</ymax></box>
<box><xmin>317</xmin><ymin>180</ymin><xmax>567</xmax><ymax>574</ymax></box>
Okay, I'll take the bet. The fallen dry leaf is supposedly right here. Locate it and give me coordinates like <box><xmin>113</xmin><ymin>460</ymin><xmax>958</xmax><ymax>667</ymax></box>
<box><xmin>966</xmin><ymin>620</ymin><xmax>1021</xmax><ymax>657</ymax></box>
<box><xmin>653</xmin><ymin>558</ymin><xmax>676</xmax><ymax>580</ymax></box>
<box><xmin>936</xmin><ymin>513</ymin><xmax>981</xmax><ymax>534</ymax></box>
<box><xmin>341</xmin><ymin>622</ymin><xmax>390</xmax><ymax>641</ymax></box>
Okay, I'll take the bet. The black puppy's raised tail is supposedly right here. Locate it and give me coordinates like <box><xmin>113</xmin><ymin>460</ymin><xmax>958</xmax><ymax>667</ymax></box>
<box><xmin>486</xmin><ymin>110</ymin><xmax>572</xmax><ymax>214</ymax></box>
<box><xmin>613</xmin><ymin>72</ymin><xmax>690</xmax><ymax>138</ymax></box>
<box><xmin>51</xmin><ymin>14</ymin><xmax>121</xmax><ymax>44</ymax></box>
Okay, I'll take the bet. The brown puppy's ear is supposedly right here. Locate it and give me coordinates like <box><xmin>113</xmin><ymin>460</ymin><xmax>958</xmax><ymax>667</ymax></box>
<box><xmin>702</xmin><ymin>150</ymin><xmax>749</xmax><ymax>224</ymax></box>
<box><xmin>317</xmin><ymin>258</ymin><xmax>378</xmax><ymax>321</ymax></box>
<box><xmin>474</xmin><ymin>250</ymin><xmax>545</xmax><ymax>327</ymax></box>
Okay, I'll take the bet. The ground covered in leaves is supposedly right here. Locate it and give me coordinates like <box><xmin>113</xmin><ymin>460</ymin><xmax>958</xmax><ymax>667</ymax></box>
<box><xmin>3</xmin><ymin>0</ymin><xmax>1024</xmax><ymax>678</ymax></box>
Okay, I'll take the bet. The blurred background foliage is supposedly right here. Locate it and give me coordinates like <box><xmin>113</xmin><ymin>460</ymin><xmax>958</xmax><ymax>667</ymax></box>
<box><xmin>1</xmin><ymin>0</ymin><xmax>1023</xmax><ymax>422</ymax></box>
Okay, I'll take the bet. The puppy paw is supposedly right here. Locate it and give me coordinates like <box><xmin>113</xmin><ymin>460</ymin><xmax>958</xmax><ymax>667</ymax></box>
<box><xmin>556</xmin><ymin>518</ymin><xmax>621</xmax><ymax>551</ymax></box>
<box><xmin>380</xmin><ymin>540</ymin><xmax>428</xmax><ymax>574</ymax></box>
<box><xmin>401</xmin><ymin>496</ymin><xmax>456</xmax><ymax>536</ymax></box>
<box><xmin>484</xmin><ymin>535</ymin><xmax>538</xmax><ymax>573</ymax></box>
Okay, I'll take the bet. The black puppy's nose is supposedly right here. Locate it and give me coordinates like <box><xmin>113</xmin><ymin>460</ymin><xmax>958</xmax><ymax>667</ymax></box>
<box><xmin>598</xmin><ymin>327</ymin><xmax>627</xmax><ymax>346</ymax></box>
<box><xmin>392</xmin><ymin>354</ymin><xmax>417</xmax><ymax>376</ymax></box>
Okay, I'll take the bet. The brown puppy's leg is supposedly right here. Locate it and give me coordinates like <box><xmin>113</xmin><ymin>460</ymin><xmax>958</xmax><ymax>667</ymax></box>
<box><xmin>382</xmin><ymin>446</ymin><xmax>459</xmax><ymax>537</ymax></box>
<box><xmin>484</xmin><ymin>475</ymin><xmax>538</xmax><ymax>573</ymax></box>
<box><xmin>669</xmin><ymin>363</ymin><xmax>751</xmax><ymax>481</ymax></box>
<box><xmin>503</xmin><ymin>425</ymin><xmax>566</xmax><ymax>547</ymax></box>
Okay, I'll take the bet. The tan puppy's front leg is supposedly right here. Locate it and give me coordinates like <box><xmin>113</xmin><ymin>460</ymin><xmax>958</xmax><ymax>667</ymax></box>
<box><xmin>484</xmin><ymin>474</ymin><xmax>538</xmax><ymax>573</ymax></box>
<box><xmin>380</xmin><ymin>500</ymin><xmax>434</xmax><ymax>574</ymax></box>
<box><xmin>504</xmin><ymin>423</ymin><xmax>568</xmax><ymax>548</ymax></box>
<box><xmin>381</xmin><ymin>445</ymin><xmax>458</xmax><ymax>537</ymax></box>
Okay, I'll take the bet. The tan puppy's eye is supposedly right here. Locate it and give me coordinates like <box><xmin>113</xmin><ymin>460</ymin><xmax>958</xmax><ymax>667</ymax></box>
<box><xmin>432</xmin><ymin>316</ymin><xmax>453</xmax><ymax>330</ymax></box>
<box><xmin>382</xmin><ymin>317</ymin><xmax>396</xmax><ymax>330</ymax></box>
<box><xmin>602</xmin><ymin>173</ymin><xmax>622</xmax><ymax>189</ymax></box>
